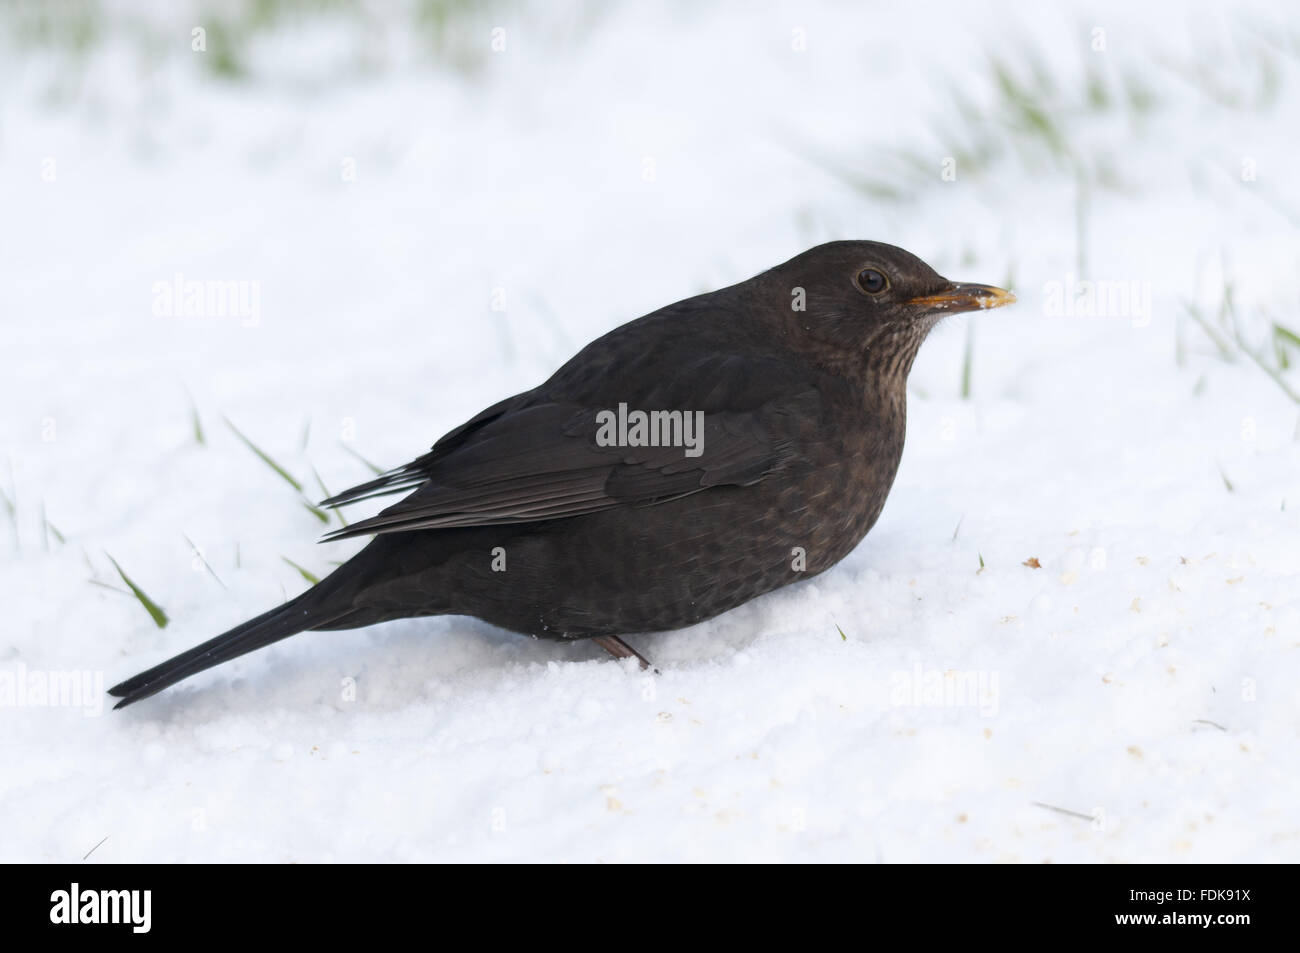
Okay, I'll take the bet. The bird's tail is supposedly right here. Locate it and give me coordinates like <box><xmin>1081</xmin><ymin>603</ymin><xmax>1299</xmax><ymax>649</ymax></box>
<box><xmin>108</xmin><ymin>597</ymin><xmax>350</xmax><ymax>710</ymax></box>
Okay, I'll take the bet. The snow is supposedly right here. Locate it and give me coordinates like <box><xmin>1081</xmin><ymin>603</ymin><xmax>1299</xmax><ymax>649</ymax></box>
<box><xmin>2</xmin><ymin>0</ymin><xmax>1298</xmax><ymax>862</ymax></box>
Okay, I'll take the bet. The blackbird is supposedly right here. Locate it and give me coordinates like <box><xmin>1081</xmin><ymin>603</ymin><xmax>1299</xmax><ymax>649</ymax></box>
<box><xmin>110</xmin><ymin>240</ymin><xmax>1015</xmax><ymax>708</ymax></box>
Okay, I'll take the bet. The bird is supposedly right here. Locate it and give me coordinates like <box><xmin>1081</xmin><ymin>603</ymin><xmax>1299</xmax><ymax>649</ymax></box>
<box><xmin>109</xmin><ymin>240</ymin><xmax>1015</xmax><ymax>709</ymax></box>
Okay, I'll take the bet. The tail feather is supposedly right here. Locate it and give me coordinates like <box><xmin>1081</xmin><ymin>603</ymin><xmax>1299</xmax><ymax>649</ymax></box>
<box><xmin>108</xmin><ymin>599</ymin><xmax>345</xmax><ymax>710</ymax></box>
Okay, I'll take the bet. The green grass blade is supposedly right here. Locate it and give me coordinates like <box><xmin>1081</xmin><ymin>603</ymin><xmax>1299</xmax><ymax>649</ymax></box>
<box><xmin>961</xmin><ymin>321</ymin><xmax>974</xmax><ymax>399</ymax></box>
<box><xmin>301</xmin><ymin>499</ymin><xmax>330</xmax><ymax>524</ymax></box>
<box><xmin>225</xmin><ymin>417</ymin><xmax>303</xmax><ymax>492</ymax></box>
<box><xmin>340</xmin><ymin>442</ymin><xmax>385</xmax><ymax>476</ymax></box>
<box><xmin>105</xmin><ymin>553</ymin><xmax>169</xmax><ymax>628</ymax></box>
<box><xmin>281</xmin><ymin>556</ymin><xmax>320</xmax><ymax>585</ymax></box>
<box><xmin>311</xmin><ymin>465</ymin><xmax>347</xmax><ymax>527</ymax></box>
<box><xmin>40</xmin><ymin>502</ymin><xmax>64</xmax><ymax>547</ymax></box>
<box><xmin>191</xmin><ymin>403</ymin><xmax>205</xmax><ymax>446</ymax></box>
<box><xmin>182</xmin><ymin>532</ymin><xmax>227</xmax><ymax>590</ymax></box>
<box><xmin>1275</xmin><ymin>322</ymin><xmax>1300</xmax><ymax>370</ymax></box>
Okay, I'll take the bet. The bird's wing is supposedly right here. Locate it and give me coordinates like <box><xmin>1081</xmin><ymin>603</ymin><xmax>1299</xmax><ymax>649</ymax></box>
<box><xmin>317</xmin><ymin>393</ymin><xmax>522</xmax><ymax>510</ymax></box>
<box><xmin>318</xmin><ymin>356</ymin><xmax>822</xmax><ymax>540</ymax></box>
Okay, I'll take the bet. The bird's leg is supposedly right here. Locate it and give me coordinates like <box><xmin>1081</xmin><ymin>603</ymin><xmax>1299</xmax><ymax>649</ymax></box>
<box><xmin>592</xmin><ymin>635</ymin><xmax>653</xmax><ymax>670</ymax></box>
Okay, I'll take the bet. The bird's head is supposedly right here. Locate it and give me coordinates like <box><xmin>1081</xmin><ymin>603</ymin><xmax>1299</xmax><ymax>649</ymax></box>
<box><xmin>759</xmin><ymin>240</ymin><xmax>1016</xmax><ymax>379</ymax></box>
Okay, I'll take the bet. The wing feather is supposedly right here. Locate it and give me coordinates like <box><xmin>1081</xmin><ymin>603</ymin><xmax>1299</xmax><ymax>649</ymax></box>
<box><xmin>320</xmin><ymin>356</ymin><xmax>822</xmax><ymax>541</ymax></box>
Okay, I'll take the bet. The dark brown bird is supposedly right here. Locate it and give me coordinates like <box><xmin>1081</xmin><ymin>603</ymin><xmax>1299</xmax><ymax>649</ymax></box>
<box><xmin>110</xmin><ymin>240</ymin><xmax>1015</xmax><ymax>708</ymax></box>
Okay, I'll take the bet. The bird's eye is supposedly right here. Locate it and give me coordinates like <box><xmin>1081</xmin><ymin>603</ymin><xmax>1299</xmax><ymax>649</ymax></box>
<box><xmin>856</xmin><ymin>268</ymin><xmax>889</xmax><ymax>295</ymax></box>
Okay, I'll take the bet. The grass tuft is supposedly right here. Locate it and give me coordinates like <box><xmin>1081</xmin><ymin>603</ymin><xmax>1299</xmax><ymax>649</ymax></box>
<box><xmin>1182</xmin><ymin>285</ymin><xmax>1300</xmax><ymax>406</ymax></box>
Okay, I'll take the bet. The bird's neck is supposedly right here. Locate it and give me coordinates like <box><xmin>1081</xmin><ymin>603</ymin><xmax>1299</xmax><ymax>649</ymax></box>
<box><xmin>863</xmin><ymin>319</ymin><xmax>934</xmax><ymax>382</ymax></box>
<box><xmin>839</xmin><ymin>321</ymin><xmax>928</xmax><ymax>424</ymax></box>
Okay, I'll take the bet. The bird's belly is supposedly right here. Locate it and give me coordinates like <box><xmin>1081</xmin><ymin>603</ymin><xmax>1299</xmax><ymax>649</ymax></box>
<box><xmin>445</xmin><ymin>454</ymin><xmax>896</xmax><ymax>639</ymax></box>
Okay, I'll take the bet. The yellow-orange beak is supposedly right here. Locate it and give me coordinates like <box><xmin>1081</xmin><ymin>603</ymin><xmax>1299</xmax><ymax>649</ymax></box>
<box><xmin>907</xmin><ymin>282</ymin><xmax>1017</xmax><ymax>314</ymax></box>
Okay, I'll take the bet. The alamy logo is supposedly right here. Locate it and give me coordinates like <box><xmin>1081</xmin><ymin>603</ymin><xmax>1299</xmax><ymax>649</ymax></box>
<box><xmin>1042</xmin><ymin>273</ymin><xmax>1152</xmax><ymax>326</ymax></box>
<box><xmin>0</xmin><ymin>663</ymin><xmax>104</xmax><ymax>717</ymax></box>
<box><xmin>890</xmin><ymin>664</ymin><xmax>1000</xmax><ymax>717</ymax></box>
<box><xmin>50</xmin><ymin>883</ymin><xmax>151</xmax><ymax>933</ymax></box>
<box><xmin>595</xmin><ymin>403</ymin><xmax>705</xmax><ymax>458</ymax></box>
<box><xmin>152</xmin><ymin>272</ymin><xmax>261</xmax><ymax>326</ymax></box>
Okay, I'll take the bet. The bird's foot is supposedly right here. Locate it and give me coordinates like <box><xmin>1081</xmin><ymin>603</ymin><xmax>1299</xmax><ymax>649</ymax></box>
<box><xmin>592</xmin><ymin>635</ymin><xmax>657</xmax><ymax>672</ymax></box>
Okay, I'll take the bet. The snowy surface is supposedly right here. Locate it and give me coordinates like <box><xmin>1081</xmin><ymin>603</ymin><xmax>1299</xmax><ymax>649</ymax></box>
<box><xmin>2</xmin><ymin>0</ymin><xmax>1299</xmax><ymax>862</ymax></box>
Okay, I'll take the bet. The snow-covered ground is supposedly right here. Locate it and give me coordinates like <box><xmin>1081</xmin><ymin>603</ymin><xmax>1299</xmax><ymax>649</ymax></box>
<box><xmin>2</xmin><ymin>0</ymin><xmax>1298</xmax><ymax>862</ymax></box>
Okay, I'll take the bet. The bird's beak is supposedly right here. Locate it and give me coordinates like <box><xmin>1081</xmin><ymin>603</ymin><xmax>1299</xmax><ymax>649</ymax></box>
<box><xmin>907</xmin><ymin>282</ymin><xmax>1017</xmax><ymax>314</ymax></box>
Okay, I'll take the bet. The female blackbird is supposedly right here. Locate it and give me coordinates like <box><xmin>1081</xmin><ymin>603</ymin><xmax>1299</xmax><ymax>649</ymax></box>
<box><xmin>110</xmin><ymin>240</ymin><xmax>1015</xmax><ymax>708</ymax></box>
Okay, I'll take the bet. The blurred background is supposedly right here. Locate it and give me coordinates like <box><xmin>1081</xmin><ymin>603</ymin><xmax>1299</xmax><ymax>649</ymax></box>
<box><xmin>2</xmin><ymin>0</ymin><xmax>1298</xmax><ymax>862</ymax></box>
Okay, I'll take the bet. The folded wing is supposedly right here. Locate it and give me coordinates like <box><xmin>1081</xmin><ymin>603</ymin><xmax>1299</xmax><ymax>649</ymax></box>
<box><xmin>319</xmin><ymin>355</ymin><xmax>822</xmax><ymax>540</ymax></box>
